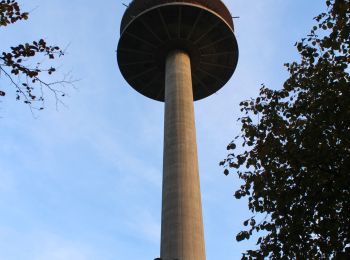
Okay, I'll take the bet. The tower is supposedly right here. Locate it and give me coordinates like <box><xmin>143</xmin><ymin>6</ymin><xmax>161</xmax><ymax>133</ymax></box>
<box><xmin>117</xmin><ymin>1</ymin><xmax>238</xmax><ymax>259</ymax></box>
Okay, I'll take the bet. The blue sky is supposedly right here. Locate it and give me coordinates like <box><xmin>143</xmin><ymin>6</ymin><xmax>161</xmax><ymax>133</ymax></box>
<box><xmin>0</xmin><ymin>1</ymin><xmax>325</xmax><ymax>259</ymax></box>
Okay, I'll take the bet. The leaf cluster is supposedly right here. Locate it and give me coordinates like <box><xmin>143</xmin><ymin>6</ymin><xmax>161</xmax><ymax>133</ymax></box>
<box><xmin>0</xmin><ymin>0</ymin><xmax>74</xmax><ymax>112</ymax></box>
<box><xmin>221</xmin><ymin>0</ymin><xmax>350</xmax><ymax>259</ymax></box>
<box><xmin>0</xmin><ymin>40</ymin><xmax>64</xmax><ymax>106</ymax></box>
<box><xmin>0</xmin><ymin>0</ymin><xmax>28</xmax><ymax>26</ymax></box>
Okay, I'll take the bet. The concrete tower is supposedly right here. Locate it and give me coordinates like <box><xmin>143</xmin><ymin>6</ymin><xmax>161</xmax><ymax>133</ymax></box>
<box><xmin>117</xmin><ymin>1</ymin><xmax>238</xmax><ymax>259</ymax></box>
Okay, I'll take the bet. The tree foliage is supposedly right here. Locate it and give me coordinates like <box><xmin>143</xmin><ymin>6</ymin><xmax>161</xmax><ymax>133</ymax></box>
<box><xmin>0</xmin><ymin>0</ymin><xmax>28</xmax><ymax>26</ymax></box>
<box><xmin>221</xmin><ymin>0</ymin><xmax>350</xmax><ymax>258</ymax></box>
<box><xmin>0</xmin><ymin>0</ymin><xmax>72</xmax><ymax>111</ymax></box>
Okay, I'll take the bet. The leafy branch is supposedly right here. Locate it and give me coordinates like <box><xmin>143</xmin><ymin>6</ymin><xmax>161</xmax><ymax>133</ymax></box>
<box><xmin>0</xmin><ymin>0</ymin><xmax>28</xmax><ymax>26</ymax></box>
<box><xmin>221</xmin><ymin>0</ymin><xmax>350</xmax><ymax>258</ymax></box>
<box><xmin>0</xmin><ymin>0</ymin><xmax>75</xmax><ymax>113</ymax></box>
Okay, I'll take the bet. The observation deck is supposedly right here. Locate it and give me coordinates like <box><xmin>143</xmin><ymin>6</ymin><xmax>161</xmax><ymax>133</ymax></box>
<box><xmin>117</xmin><ymin>0</ymin><xmax>239</xmax><ymax>101</ymax></box>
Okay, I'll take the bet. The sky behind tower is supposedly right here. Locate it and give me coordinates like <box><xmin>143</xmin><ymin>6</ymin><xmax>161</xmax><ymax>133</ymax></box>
<box><xmin>0</xmin><ymin>1</ymin><xmax>325</xmax><ymax>259</ymax></box>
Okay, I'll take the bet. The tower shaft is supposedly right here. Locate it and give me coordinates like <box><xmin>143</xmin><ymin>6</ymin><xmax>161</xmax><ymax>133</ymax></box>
<box><xmin>161</xmin><ymin>50</ymin><xmax>206</xmax><ymax>260</ymax></box>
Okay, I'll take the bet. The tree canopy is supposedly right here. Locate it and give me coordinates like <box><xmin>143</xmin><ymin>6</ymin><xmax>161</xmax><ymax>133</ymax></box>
<box><xmin>0</xmin><ymin>0</ymin><xmax>72</xmax><ymax>112</ymax></box>
<box><xmin>221</xmin><ymin>0</ymin><xmax>350</xmax><ymax>258</ymax></box>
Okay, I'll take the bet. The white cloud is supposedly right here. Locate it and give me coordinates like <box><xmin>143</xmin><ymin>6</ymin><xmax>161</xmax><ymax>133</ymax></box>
<box><xmin>0</xmin><ymin>166</ymin><xmax>16</xmax><ymax>194</ymax></box>
<box><xmin>0</xmin><ymin>228</ymin><xmax>93</xmax><ymax>260</ymax></box>
<box><xmin>125</xmin><ymin>208</ymin><xmax>160</xmax><ymax>245</ymax></box>
<box><xmin>35</xmin><ymin>236</ymin><xmax>91</xmax><ymax>260</ymax></box>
